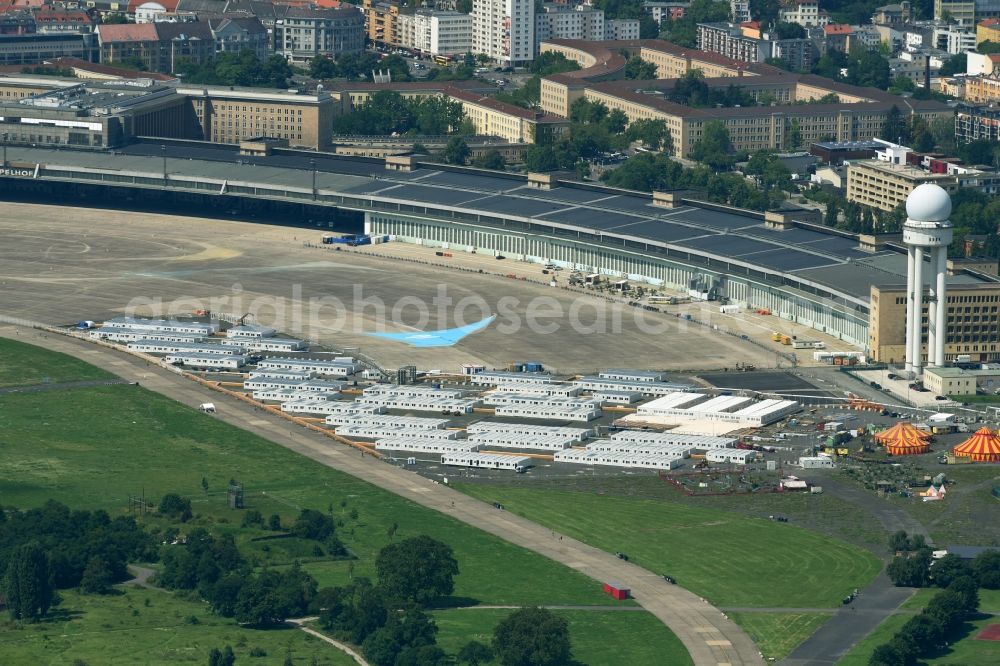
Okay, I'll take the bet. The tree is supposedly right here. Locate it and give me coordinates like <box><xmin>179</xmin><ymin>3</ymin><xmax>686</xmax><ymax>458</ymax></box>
<box><xmin>529</xmin><ymin>52</ymin><xmax>581</xmax><ymax>77</ymax></box>
<box><xmin>309</xmin><ymin>54</ymin><xmax>337</xmax><ymax>79</ymax></box>
<box><xmin>772</xmin><ymin>22</ymin><xmax>806</xmax><ymax>39</ymax></box>
<box><xmin>930</xmin><ymin>554</ymin><xmax>971</xmax><ymax>588</ymax></box>
<box><xmin>201</xmin><ymin>477</ymin><xmax>209</xmax><ymax>493</ymax></box>
<box><xmin>319</xmin><ymin>578</ymin><xmax>388</xmax><ymax>644</ymax></box>
<box><xmin>395</xmin><ymin>645</ymin><xmax>450</xmax><ymax>666</ymax></box>
<box><xmin>293</xmin><ymin>509</ymin><xmax>336</xmax><ymax>542</ymax></box>
<box><xmin>939</xmin><ymin>52</ymin><xmax>967</xmax><ymax>77</ymax></box>
<box><xmin>846</xmin><ymin>48</ymin><xmax>890</xmax><ymax>90</ymax></box>
<box><xmin>158</xmin><ymin>493</ymin><xmax>193</xmax><ymax>522</ymax></box>
<box><xmin>3</xmin><ymin>541</ymin><xmax>54</xmax><ymax>621</ymax></box>
<box><xmin>524</xmin><ymin>145</ymin><xmax>560</xmax><ymax>172</ymax></box>
<box><xmin>880</xmin><ymin>106</ymin><xmax>909</xmax><ymax>144</ymax></box>
<box><xmin>458</xmin><ymin>640</ymin><xmax>493</xmax><ymax>665</ymax></box>
<box><xmin>626</xmin><ymin>119</ymin><xmax>670</xmax><ymax>152</ymax></box>
<box><xmin>493</xmin><ymin>607</ymin><xmax>572</xmax><ymax>666</ymax></box>
<box><xmin>824</xmin><ymin>201</ymin><xmax>838</xmax><ymax>226</ymax></box>
<box><xmin>472</xmin><ymin>150</ymin><xmax>506</xmax><ymax>170</ymax></box>
<box><xmin>376</xmin><ymin>536</ymin><xmax>458</xmax><ymax>606</ymax></box>
<box><xmin>443</xmin><ymin>137</ymin><xmax>470</xmax><ymax>165</ymax></box>
<box><xmin>208</xmin><ymin>645</ymin><xmax>236</xmax><ymax>666</ymax></box>
<box><xmin>784</xmin><ymin>119</ymin><xmax>802</xmax><ymax>150</ymax></box>
<box><xmin>624</xmin><ymin>56</ymin><xmax>657</xmax><ymax>80</ymax></box>
<box><xmin>689</xmin><ymin>120</ymin><xmax>735</xmax><ymax>170</ymax></box>
<box><xmin>887</xmin><ymin>550</ymin><xmax>932</xmax><ymax>587</ymax></box>
<box><xmin>268</xmin><ymin>514</ymin><xmax>282</xmax><ymax>531</ymax></box>
<box><xmin>80</xmin><ymin>556</ymin><xmax>113</xmax><ymax>595</ymax></box>
<box><xmin>868</xmin><ymin>643</ymin><xmax>907</xmax><ymax>666</ymax></box>
<box><xmin>974</xmin><ymin>550</ymin><xmax>1000</xmax><ymax>588</ymax></box>
<box><xmin>888</xmin><ymin>530</ymin><xmax>911</xmax><ymax>553</ymax></box>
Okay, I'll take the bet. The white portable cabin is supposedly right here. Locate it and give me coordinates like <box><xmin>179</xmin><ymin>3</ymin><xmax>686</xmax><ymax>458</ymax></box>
<box><xmin>324</xmin><ymin>414</ymin><xmax>449</xmax><ymax>428</ymax></box>
<box><xmin>247</xmin><ymin>369</ymin><xmax>315</xmax><ymax>382</ymax></box>
<box><xmin>128</xmin><ymin>340</ymin><xmax>245</xmax><ymax>355</ymax></box>
<box><xmin>467</xmin><ymin>432</ymin><xmax>575</xmax><ymax>451</ymax></box>
<box><xmin>799</xmin><ymin>456</ymin><xmax>835</xmax><ymax>469</ymax></box>
<box><xmin>573</xmin><ymin>376</ymin><xmax>692</xmax><ymax>397</ymax></box>
<box><xmin>441</xmin><ymin>452</ymin><xmax>532</xmax><ymax>471</ymax></box>
<box><xmin>705</xmin><ymin>449</ymin><xmax>755</xmax><ymax>464</ymax></box>
<box><xmin>165</xmin><ymin>352</ymin><xmax>247</xmax><ymax>370</ymax></box>
<box><xmin>257</xmin><ymin>357</ymin><xmax>359</xmax><ymax>377</ymax></box>
<box><xmin>609</xmin><ymin>430</ymin><xmax>736</xmax><ymax>449</ymax></box>
<box><xmin>335</xmin><ymin>426</ymin><xmax>460</xmax><ymax>440</ymax></box>
<box><xmin>226</xmin><ymin>324</ymin><xmax>276</xmax><ymax>339</ymax></box>
<box><xmin>598</xmin><ymin>369</ymin><xmax>666</xmax><ymax>382</ymax></box>
<box><xmin>101</xmin><ymin>316</ymin><xmax>216</xmax><ymax>336</ymax></box>
<box><xmin>465</xmin><ymin>421</ymin><xmax>591</xmax><ymax>441</ymax></box>
<box><xmin>374</xmin><ymin>438</ymin><xmax>479</xmax><ymax>454</ymax></box>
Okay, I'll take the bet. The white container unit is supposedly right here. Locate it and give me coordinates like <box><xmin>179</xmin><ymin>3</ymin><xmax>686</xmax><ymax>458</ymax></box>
<box><xmin>441</xmin><ymin>452</ymin><xmax>532</xmax><ymax>471</ymax></box>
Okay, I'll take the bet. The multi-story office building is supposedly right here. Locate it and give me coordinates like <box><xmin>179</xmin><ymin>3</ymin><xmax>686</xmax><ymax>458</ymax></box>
<box><xmin>0</xmin><ymin>32</ymin><xmax>97</xmax><ymax>65</ymax></box>
<box><xmin>182</xmin><ymin>85</ymin><xmax>335</xmax><ymax>148</ymax></box>
<box><xmin>410</xmin><ymin>10</ymin><xmax>473</xmax><ymax>56</ymax></box>
<box><xmin>473</xmin><ymin>0</ymin><xmax>535</xmax><ymax>66</ymax></box>
<box><xmin>446</xmin><ymin>87</ymin><xmax>568</xmax><ymax>142</ymax></box>
<box><xmin>847</xmin><ymin>160</ymin><xmax>958</xmax><ymax>212</ymax></box>
<box><xmin>274</xmin><ymin>7</ymin><xmax>364</xmax><ymax>64</ymax></box>
<box><xmin>870</xmin><ymin>282</ymin><xmax>1000</xmax><ymax>364</ymax></box>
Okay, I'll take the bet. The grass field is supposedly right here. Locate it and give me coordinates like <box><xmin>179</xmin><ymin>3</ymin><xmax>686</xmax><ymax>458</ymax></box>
<box><xmin>0</xmin><ymin>337</ymin><xmax>112</xmax><ymax>387</ymax></box>
<box><xmin>725</xmin><ymin>612</ymin><xmax>832</xmax><ymax>661</ymax></box>
<box><xmin>0</xmin><ymin>586</ymin><xmax>355</xmax><ymax>666</ymax></box>
<box><xmin>430</xmin><ymin>608</ymin><xmax>693</xmax><ymax>666</ymax></box>
<box><xmin>0</xmin><ymin>380</ymin><xmax>679</xmax><ymax>663</ymax></box>
<box><xmin>453</xmin><ymin>485</ymin><xmax>882</xmax><ymax>609</ymax></box>
<box><xmin>887</xmin><ymin>466</ymin><xmax>1000</xmax><ymax>546</ymax></box>
<box><xmin>838</xmin><ymin>588</ymin><xmax>1000</xmax><ymax>666</ymax></box>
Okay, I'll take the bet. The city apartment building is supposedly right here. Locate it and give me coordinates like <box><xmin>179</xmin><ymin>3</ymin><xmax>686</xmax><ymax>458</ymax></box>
<box><xmin>697</xmin><ymin>22</ymin><xmax>814</xmax><ymax>71</ymax></box>
<box><xmin>535</xmin><ymin>3</ymin><xmax>604</xmax><ymax>48</ymax></box>
<box><xmin>209</xmin><ymin>16</ymin><xmax>269</xmax><ymax>60</ymax></box>
<box><xmin>363</xmin><ymin>0</ymin><xmax>411</xmax><ymax>48</ymax></box>
<box><xmin>605</xmin><ymin>19</ymin><xmax>640</xmax><ymax>40</ymax></box>
<box><xmin>964</xmin><ymin>73</ymin><xmax>1000</xmax><ymax>103</ymax></box>
<box><xmin>935</xmin><ymin>0</ymin><xmax>1000</xmax><ymax>27</ymax></box>
<box><xmin>643</xmin><ymin>2</ymin><xmax>689</xmax><ymax>25</ymax></box>
<box><xmin>847</xmin><ymin>160</ymin><xmax>957</xmax><ymax>212</ymax></box>
<box><xmin>97</xmin><ymin>22</ymin><xmax>214</xmax><ymax>73</ymax></box>
<box><xmin>730</xmin><ymin>0</ymin><xmax>750</xmax><ymax>23</ymax></box>
<box><xmin>870</xmin><ymin>283</ymin><xmax>1000</xmax><ymax>363</ymax></box>
<box><xmin>956</xmin><ymin>103</ymin><xmax>1000</xmax><ymax>142</ymax></box>
<box><xmin>778</xmin><ymin>0</ymin><xmax>828</xmax><ymax>27</ymax></box>
<box><xmin>274</xmin><ymin>7</ymin><xmax>365</xmax><ymax>64</ymax></box>
<box><xmin>977</xmin><ymin>17</ymin><xmax>1000</xmax><ymax>43</ymax></box>
<box><xmin>473</xmin><ymin>0</ymin><xmax>535</xmax><ymax>66</ymax></box>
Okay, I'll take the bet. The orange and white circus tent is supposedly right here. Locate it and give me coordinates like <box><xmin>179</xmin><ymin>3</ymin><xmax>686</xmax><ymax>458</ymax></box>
<box><xmin>952</xmin><ymin>427</ymin><xmax>1000</xmax><ymax>463</ymax></box>
<box><xmin>874</xmin><ymin>422</ymin><xmax>931</xmax><ymax>456</ymax></box>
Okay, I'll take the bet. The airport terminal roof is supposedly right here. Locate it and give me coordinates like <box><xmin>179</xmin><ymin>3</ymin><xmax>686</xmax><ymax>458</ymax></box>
<box><xmin>6</xmin><ymin>141</ymin><xmax>998</xmax><ymax>305</ymax></box>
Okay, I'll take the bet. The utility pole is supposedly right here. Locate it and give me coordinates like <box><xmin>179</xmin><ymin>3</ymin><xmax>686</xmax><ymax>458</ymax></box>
<box><xmin>161</xmin><ymin>145</ymin><xmax>167</xmax><ymax>185</ymax></box>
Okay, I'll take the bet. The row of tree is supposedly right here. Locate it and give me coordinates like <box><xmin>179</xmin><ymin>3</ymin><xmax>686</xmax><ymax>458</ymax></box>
<box><xmin>332</xmin><ymin>91</ymin><xmax>467</xmax><ymax>136</ymax></box>
<box><xmin>1</xmin><ymin>500</ymin><xmax>154</xmax><ymax>621</ymax></box>
<box><xmin>175</xmin><ymin>51</ymin><xmax>296</xmax><ymax>90</ymax></box>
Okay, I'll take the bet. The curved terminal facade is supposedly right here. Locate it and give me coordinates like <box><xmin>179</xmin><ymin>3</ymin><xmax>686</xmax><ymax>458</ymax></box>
<box><xmin>1</xmin><ymin>142</ymin><xmax>997</xmax><ymax>357</ymax></box>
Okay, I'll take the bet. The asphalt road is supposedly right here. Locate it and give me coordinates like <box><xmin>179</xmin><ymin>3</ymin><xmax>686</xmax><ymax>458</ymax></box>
<box><xmin>1</xmin><ymin>325</ymin><xmax>763</xmax><ymax>666</ymax></box>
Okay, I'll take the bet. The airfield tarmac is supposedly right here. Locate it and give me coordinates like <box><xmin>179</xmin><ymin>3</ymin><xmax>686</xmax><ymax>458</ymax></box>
<box><xmin>1</xmin><ymin>202</ymin><xmax>777</xmax><ymax>372</ymax></box>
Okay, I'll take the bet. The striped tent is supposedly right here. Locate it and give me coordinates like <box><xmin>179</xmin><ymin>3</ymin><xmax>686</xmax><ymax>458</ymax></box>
<box><xmin>952</xmin><ymin>427</ymin><xmax>1000</xmax><ymax>463</ymax></box>
<box><xmin>874</xmin><ymin>422</ymin><xmax>931</xmax><ymax>456</ymax></box>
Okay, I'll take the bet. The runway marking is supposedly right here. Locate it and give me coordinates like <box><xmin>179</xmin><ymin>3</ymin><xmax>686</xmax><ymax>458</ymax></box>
<box><xmin>706</xmin><ymin>640</ymin><xmax>732</xmax><ymax>647</ymax></box>
<box><xmin>248</xmin><ymin>419</ymin><xmax>269</xmax><ymax>426</ymax></box>
<box><xmin>408</xmin><ymin>487</ymin><xmax>431</xmax><ymax>493</ymax></box>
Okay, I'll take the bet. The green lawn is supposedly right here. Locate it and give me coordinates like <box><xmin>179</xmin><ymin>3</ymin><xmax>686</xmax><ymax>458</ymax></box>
<box><xmin>0</xmin><ymin>381</ymin><xmax>679</xmax><ymax>661</ymax></box>
<box><xmin>726</xmin><ymin>612</ymin><xmax>832</xmax><ymax>661</ymax></box>
<box><xmin>0</xmin><ymin>337</ymin><xmax>112</xmax><ymax>387</ymax></box>
<box><xmin>0</xmin><ymin>587</ymin><xmax>356</xmax><ymax>666</ymax></box>
<box><xmin>454</xmin><ymin>485</ymin><xmax>882</xmax><ymax>609</ymax></box>
<box><xmin>839</xmin><ymin>587</ymin><xmax>1000</xmax><ymax>666</ymax></box>
<box><xmin>430</xmin><ymin>608</ymin><xmax>693</xmax><ymax>666</ymax></box>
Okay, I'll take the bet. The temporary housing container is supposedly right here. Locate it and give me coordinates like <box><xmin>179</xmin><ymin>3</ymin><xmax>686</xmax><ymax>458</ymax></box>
<box><xmin>465</xmin><ymin>421</ymin><xmax>591</xmax><ymax>441</ymax></box>
<box><xmin>441</xmin><ymin>452</ymin><xmax>532</xmax><ymax>471</ymax></box>
<box><xmin>572</xmin><ymin>376</ymin><xmax>692</xmax><ymax>397</ymax></box>
<box><xmin>705</xmin><ymin>449</ymin><xmax>755</xmax><ymax>464</ymax></box>
<box><xmin>799</xmin><ymin>456</ymin><xmax>835</xmax><ymax>469</ymax></box>
<box><xmin>164</xmin><ymin>352</ymin><xmax>247</xmax><ymax>370</ymax></box>
<box><xmin>467</xmin><ymin>432</ymin><xmax>575</xmax><ymax>451</ymax></box>
<box><xmin>226</xmin><ymin>324</ymin><xmax>276</xmax><ymax>339</ymax></box>
<box><xmin>128</xmin><ymin>340</ymin><xmax>244</xmax><ymax>355</ymax></box>
<box><xmin>598</xmin><ymin>369</ymin><xmax>666</xmax><ymax>383</ymax></box>
<box><xmin>374</xmin><ymin>438</ymin><xmax>479</xmax><ymax>454</ymax></box>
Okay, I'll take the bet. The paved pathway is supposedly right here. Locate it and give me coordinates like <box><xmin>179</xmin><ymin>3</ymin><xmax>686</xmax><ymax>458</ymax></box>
<box><xmin>781</xmin><ymin>470</ymin><xmax>927</xmax><ymax>665</ymax></box>
<box><xmin>1</xmin><ymin>325</ymin><xmax>763</xmax><ymax>666</ymax></box>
